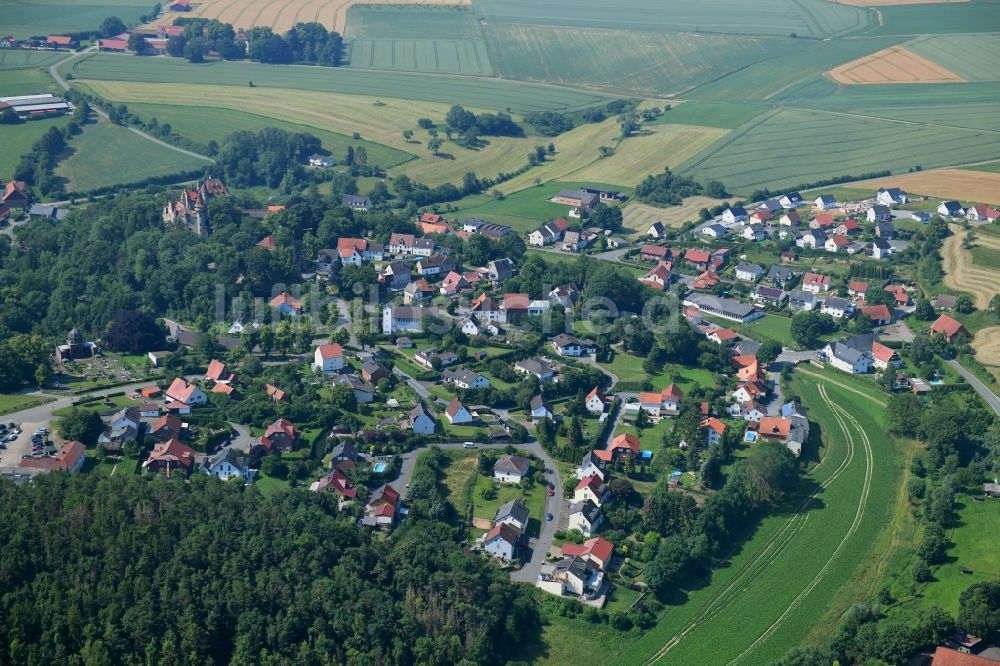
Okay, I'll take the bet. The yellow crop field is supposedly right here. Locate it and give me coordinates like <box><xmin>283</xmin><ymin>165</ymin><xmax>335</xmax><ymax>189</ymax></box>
<box><xmin>972</xmin><ymin>327</ymin><xmax>1000</xmax><ymax>368</ymax></box>
<box><xmin>858</xmin><ymin>169</ymin><xmax>1000</xmax><ymax>205</ymax></box>
<box><xmin>570</xmin><ymin>124</ymin><xmax>727</xmax><ymax>186</ymax></box>
<box><xmin>827</xmin><ymin>45</ymin><xmax>963</xmax><ymax>84</ymax></box>
<box><xmin>942</xmin><ymin>224</ymin><xmax>1000</xmax><ymax>310</ymax></box>
<box><xmin>183</xmin><ymin>0</ymin><xmax>469</xmax><ymax>35</ymax></box>
<box><xmin>621</xmin><ymin>197</ymin><xmax>724</xmax><ymax>234</ymax></box>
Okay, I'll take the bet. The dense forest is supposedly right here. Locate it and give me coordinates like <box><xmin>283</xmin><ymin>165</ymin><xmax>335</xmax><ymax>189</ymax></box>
<box><xmin>0</xmin><ymin>474</ymin><xmax>538</xmax><ymax>665</ymax></box>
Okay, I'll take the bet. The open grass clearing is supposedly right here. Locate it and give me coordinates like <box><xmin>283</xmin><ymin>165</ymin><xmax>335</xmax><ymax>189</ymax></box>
<box><xmin>679</xmin><ymin>107</ymin><xmax>1000</xmax><ymax>195</ymax></box>
<box><xmin>0</xmin><ymin>393</ymin><xmax>55</xmax><ymax>416</ymax></box>
<box><xmin>484</xmin><ymin>24</ymin><xmax>809</xmax><ymax>96</ymax></box>
<box><xmin>827</xmin><ymin>45</ymin><xmax>963</xmax><ymax>84</ymax></box>
<box><xmin>0</xmin><ymin>115</ymin><xmax>70</xmax><ymax>181</ymax></box>
<box><xmin>473</xmin><ymin>0</ymin><xmax>869</xmax><ymax>38</ymax></box>
<box><xmin>855</xmin><ymin>169</ymin><xmax>1000</xmax><ymax>206</ymax></box>
<box><xmin>615</xmin><ymin>373</ymin><xmax>897</xmax><ymax>664</ymax></box>
<box><xmin>69</xmin><ymin>53</ymin><xmax>610</xmax><ymax>113</ymax></box>
<box><xmin>123</xmin><ymin>101</ymin><xmax>412</xmax><ymax>168</ymax></box>
<box><xmin>54</xmin><ymin>116</ymin><xmax>207</xmax><ymax>193</ymax></box>
<box><xmin>0</xmin><ymin>50</ymin><xmax>65</xmax><ymax>69</ymax></box>
<box><xmin>0</xmin><ymin>65</ymin><xmax>61</xmax><ymax>97</ymax></box>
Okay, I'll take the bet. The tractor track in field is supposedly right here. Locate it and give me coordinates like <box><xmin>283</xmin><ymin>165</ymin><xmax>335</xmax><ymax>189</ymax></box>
<box><xmin>639</xmin><ymin>381</ymin><xmax>862</xmax><ymax>665</ymax></box>
<box><xmin>728</xmin><ymin>384</ymin><xmax>874</xmax><ymax>664</ymax></box>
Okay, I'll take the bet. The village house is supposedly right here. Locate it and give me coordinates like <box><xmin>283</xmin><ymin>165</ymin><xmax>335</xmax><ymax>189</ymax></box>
<box><xmin>1</xmin><ymin>181</ymin><xmax>30</xmax><ymax>209</ymax></box>
<box><xmin>537</xmin><ymin>555</ymin><xmax>604</xmax><ymax>599</ymax></box>
<box><xmin>515</xmin><ymin>358</ymin><xmax>556</xmax><ymax>382</ymax></box>
<box><xmin>814</xmin><ymin>194</ymin><xmax>836</xmax><ymax>210</ymax></box>
<box><xmin>593</xmin><ymin>433</ymin><xmax>640</xmax><ymax>464</ymax></box>
<box><xmin>364</xmin><ymin>484</ymin><xmax>401</xmax><ymax>529</ymax></box>
<box><xmin>741</xmin><ymin>224</ymin><xmax>770</xmax><ymax>242</ymax></box>
<box><xmin>574</xmin><ymin>474</ymin><xmax>610</xmax><ymax>507</ymax></box>
<box><xmin>585</xmin><ymin>386</ymin><xmax>611</xmax><ymax>414</ymax></box>
<box><xmin>270</xmin><ymin>291</ymin><xmax>302</xmax><ymax>316</ymax></box>
<box><xmin>165</xmin><ymin>377</ymin><xmax>207</xmax><ymax>408</ymax></box>
<box><xmin>416</xmin><ymin>253</ymin><xmax>453</xmax><ymax>276</ymax></box>
<box><xmin>641</xmin><ymin>261</ymin><xmax>672</xmax><ymax>291</ymax></box>
<box><xmin>142</xmin><ymin>437</ymin><xmax>196</xmax><ymax>476</ymax></box>
<box><xmin>701</xmin><ymin>418</ymin><xmax>726</xmax><ymax>446</ymax></box>
<box><xmin>876</xmin><ymin>187</ymin><xmax>907</xmax><ymax>206</ymax></box>
<box><xmin>861</xmin><ymin>304</ymin><xmax>893</xmax><ymax>326</ymax></box>
<box><xmin>483</xmin><ymin>523</ymin><xmax>522</xmax><ymax>561</ymax></box>
<box><xmin>647</xmin><ymin>220</ymin><xmax>667</xmax><ymax>239</ymax></box>
<box><xmin>561</xmin><ymin>536</ymin><xmax>614</xmax><ymax>571</ymax></box>
<box><xmin>149</xmin><ymin>414</ymin><xmax>184</xmax><ymax>442</ymax></box>
<box><xmin>735</xmin><ymin>262</ymin><xmax>764</xmax><ymax>282</ymax></box>
<box><xmin>966</xmin><ymin>204</ymin><xmax>1000</xmax><ymax>223</ymax></box>
<box><xmin>200</xmin><ymin>446</ymin><xmax>249</xmax><ymax>482</ymax></box>
<box><xmin>797</xmin><ymin>228</ymin><xmax>827</xmax><ymax>250</ymax></box>
<box><xmin>309</xmin><ymin>468</ymin><xmax>357</xmax><ymax>506</ymax></box>
<box><xmin>552</xmin><ymin>333</ymin><xmax>595</xmax><ymax>357</ymax></box>
<box><xmin>408</xmin><ymin>403</ymin><xmax>437</xmax><ymax>435</ymax></box>
<box><xmin>381</xmin><ymin>260</ymin><xmax>412</xmax><ymax>290</ymax></box>
<box><xmin>342</xmin><ymin>194</ymin><xmax>370</xmax><ymax>211</ymax></box>
<box><xmin>330</xmin><ymin>441</ymin><xmax>360</xmax><ymax>471</ymax></box>
<box><xmin>821</xmin><ymin>334</ymin><xmax>875</xmax><ymax>374</ymax></box>
<box><xmin>403</xmin><ymin>279</ymin><xmax>435</xmax><ymax>304</ymax></box>
<box><xmin>549</xmin><ymin>283</ymin><xmax>581</xmax><ymax>308</ymax></box>
<box><xmin>779</xmin><ymin>210</ymin><xmax>800</xmax><ymax>226</ymax></box>
<box><xmin>575</xmin><ymin>451</ymin><xmax>605</xmax><ymax>481</ymax></box>
<box><xmin>18</xmin><ymin>441</ymin><xmax>86</xmax><ymax>476</ymax></box>
<box><xmin>752</xmin><ymin>286</ymin><xmax>787</xmax><ymax>307</ymax></box>
<box><xmin>313</xmin><ymin>343</ymin><xmax>344</xmax><ymax>373</ymax></box>
<box><xmin>332</xmin><ymin>374</ymin><xmax>374</xmax><ymax>404</ymax></box>
<box><xmin>702</xmin><ymin>223</ymin><xmax>728</xmax><ymax>239</ymax></box>
<box><xmin>528</xmin><ymin>218</ymin><xmax>569</xmax><ymax>246</ymax></box>
<box><xmin>766</xmin><ymin>265</ymin><xmax>797</xmax><ymax>288</ymax></box>
<box><xmin>706</xmin><ymin>326</ymin><xmax>738</xmax><ymax>345</ymax></box>
<box><xmin>444</xmin><ymin>397</ymin><xmax>473</xmax><ymax>425</ymax></box>
<box><xmin>568</xmin><ymin>499</ymin><xmax>603</xmax><ymax>536</ymax></box>
<box><xmin>440</xmin><ymin>271</ymin><xmax>470</xmax><ymax>296</ymax></box>
<box><xmin>684</xmin><ymin>248</ymin><xmax>712</xmax><ymax>271</ymax></box>
<box><xmin>871</xmin><ymin>341</ymin><xmax>900</xmax><ymax>370</ymax></box>
<box><xmin>821</xmin><ymin>296</ymin><xmax>852</xmax><ymax>319</ymax></box>
<box><xmin>884</xmin><ymin>284</ymin><xmax>911</xmax><ymax>306</ymax></box>
<box><xmin>414</xmin><ymin>347</ymin><xmax>458</xmax><ymax>370</ymax></box>
<box><xmin>640</xmin><ymin>244</ymin><xmax>670</xmax><ymax>262</ymax></box>
<box><xmin>495</xmin><ymin>499</ymin><xmax>530</xmax><ymax>532</ymax></box>
<box><xmin>530</xmin><ymin>394</ymin><xmax>554</xmax><ymax>421</ymax></box>
<box><xmin>929</xmin><ymin>314</ymin><xmax>969</xmax><ymax>343</ymax></box>
<box><xmin>637</xmin><ymin>384</ymin><xmax>683</xmax><ymax>421</ymax></box>
<box><xmin>494</xmin><ymin>454</ymin><xmax>532</xmax><ymax>484</ymax></box>
<box><xmin>443</xmin><ymin>367</ymin><xmax>490</xmax><ymax>390</ymax></box>
<box><xmin>722</xmin><ymin>206</ymin><xmax>748</xmax><ymax>225</ymax></box>
<box><xmin>801</xmin><ymin>272</ymin><xmax>832</xmax><ymax>293</ymax></box>
<box><xmin>487</xmin><ymin>258</ymin><xmax>515</xmax><ymax>282</ymax></box>
<box><xmin>866</xmin><ymin>205</ymin><xmax>892</xmax><ymax>223</ymax></box>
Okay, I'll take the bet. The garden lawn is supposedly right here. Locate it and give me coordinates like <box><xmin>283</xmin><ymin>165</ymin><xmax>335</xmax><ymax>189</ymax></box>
<box><xmin>469</xmin><ymin>471</ymin><xmax>547</xmax><ymax>537</ymax></box>
<box><xmin>0</xmin><ymin>393</ymin><xmax>55</xmax><ymax>416</ymax></box>
<box><xmin>437</xmin><ymin>450</ymin><xmax>480</xmax><ymax>509</ymax></box>
<box><xmin>612</xmin><ymin>372</ymin><xmax>901</xmax><ymax>664</ymax></box>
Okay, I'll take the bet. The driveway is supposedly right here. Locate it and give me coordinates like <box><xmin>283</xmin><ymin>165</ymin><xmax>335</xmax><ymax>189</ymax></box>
<box><xmin>392</xmin><ymin>366</ymin><xmax>431</xmax><ymax>400</ymax></box>
<box><xmin>228</xmin><ymin>422</ymin><xmax>252</xmax><ymax>453</ymax></box>
<box><xmin>948</xmin><ymin>359</ymin><xmax>1000</xmax><ymax>416</ymax></box>
<box><xmin>879</xmin><ymin>321</ymin><xmax>915</xmax><ymax>343</ymax></box>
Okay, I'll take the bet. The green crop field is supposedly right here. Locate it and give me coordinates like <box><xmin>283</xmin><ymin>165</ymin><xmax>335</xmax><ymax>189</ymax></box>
<box><xmin>473</xmin><ymin>0</ymin><xmax>869</xmax><ymax>37</ymax></box>
<box><xmin>346</xmin><ymin>38</ymin><xmax>492</xmax><ymax>76</ymax></box>
<box><xmin>1</xmin><ymin>115</ymin><xmax>70</xmax><ymax>180</ymax></box>
<box><xmin>68</xmin><ymin>53</ymin><xmax>610</xmax><ymax>113</ymax></box>
<box><xmin>123</xmin><ymin>102</ymin><xmax>413</xmax><ymax>168</ymax></box>
<box><xmin>686</xmin><ymin>36</ymin><xmax>903</xmax><ymax>102</ymax></box>
<box><xmin>870</xmin><ymin>0</ymin><xmax>1000</xmax><ymax>35</ymax></box>
<box><xmin>484</xmin><ymin>25</ymin><xmax>809</xmax><ymax>96</ymax></box>
<box><xmin>0</xmin><ymin>65</ymin><xmax>60</xmax><ymax>96</ymax></box>
<box><xmin>0</xmin><ymin>50</ymin><xmax>64</xmax><ymax>69</ymax></box>
<box><xmin>613</xmin><ymin>374</ymin><xmax>898</xmax><ymax>665</ymax></box>
<box><xmin>654</xmin><ymin>101</ymin><xmax>772</xmax><ymax>129</ymax></box>
<box><xmin>346</xmin><ymin>4</ymin><xmax>484</xmax><ymax>39</ymax></box>
<box><xmin>0</xmin><ymin>2</ymin><xmax>145</xmax><ymax>39</ymax></box>
<box><xmin>55</xmin><ymin>117</ymin><xmax>208</xmax><ymax>192</ymax></box>
<box><xmin>906</xmin><ymin>34</ymin><xmax>1000</xmax><ymax>82</ymax></box>
<box><xmin>970</xmin><ymin>161</ymin><xmax>1000</xmax><ymax>174</ymax></box>
<box><xmin>679</xmin><ymin>108</ymin><xmax>1000</xmax><ymax>194</ymax></box>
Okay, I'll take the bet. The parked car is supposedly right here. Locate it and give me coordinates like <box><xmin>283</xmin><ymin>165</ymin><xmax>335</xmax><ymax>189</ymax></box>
<box><xmin>463</xmin><ymin>442</ymin><xmax>477</xmax><ymax>449</ymax></box>
<box><xmin>547</xmin><ymin>487</ymin><xmax>554</xmax><ymax>496</ymax></box>
<box><xmin>546</xmin><ymin>513</ymin><xmax>553</xmax><ymax>521</ymax></box>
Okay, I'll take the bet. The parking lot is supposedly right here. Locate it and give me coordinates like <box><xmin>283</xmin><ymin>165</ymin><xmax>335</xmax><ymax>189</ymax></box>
<box><xmin>0</xmin><ymin>421</ymin><xmax>52</xmax><ymax>468</ymax></box>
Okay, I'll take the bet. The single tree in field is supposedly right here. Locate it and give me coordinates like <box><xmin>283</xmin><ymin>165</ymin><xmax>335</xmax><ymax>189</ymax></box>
<box><xmin>402</xmin><ymin>129</ymin><xmax>413</xmax><ymax>142</ymax></box>
<box><xmin>427</xmin><ymin>137</ymin><xmax>443</xmax><ymax>156</ymax></box>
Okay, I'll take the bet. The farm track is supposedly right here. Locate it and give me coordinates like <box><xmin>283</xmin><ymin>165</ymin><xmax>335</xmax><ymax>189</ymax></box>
<box><xmin>728</xmin><ymin>385</ymin><xmax>874</xmax><ymax>664</ymax></box>
<box><xmin>639</xmin><ymin>380</ymin><xmax>864</xmax><ymax>665</ymax></box>
<box><xmin>794</xmin><ymin>369</ymin><xmax>888</xmax><ymax>408</ymax></box>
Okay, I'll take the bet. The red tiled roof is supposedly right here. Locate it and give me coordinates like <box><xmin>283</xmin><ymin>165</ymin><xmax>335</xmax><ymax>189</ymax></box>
<box><xmin>256</xmin><ymin>235</ymin><xmax>277</xmax><ymax>250</ymax></box>
<box><xmin>862</xmin><ymin>304</ymin><xmax>891</xmax><ymax>321</ymax></box>
<box><xmin>19</xmin><ymin>441</ymin><xmax>85</xmax><ymax>472</ymax></box>
<box><xmin>758</xmin><ymin>417</ymin><xmax>791</xmax><ymax>439</ymax></box>
<box><xmin>152</xmin><ymin>413</ymin><xmax>182</xmax><ymax>434</ymax></box>
<box><xmin>445</xmin><ymin>397</ymin><xmax>468</xmax><ymax>418</ymax></box>
<box><xmin>47</xmin><ymin>35</ymin><xmax>73</xmax><ymax>45</ymax></box>
<box><xmin>685</xmin><ymin>248</ymin><xmax>711</xmax><ymax>263</ymax></box>
<box><xmin>701</xmin><ymin>417</ymin><xmax>726</xmax><ymax>434</ymax></box>
<box><xmin>503</xmin><ymin>293</ymin><xmax>530</xmax><ymax>310</ymax></box>
<box><xmin>609</xmin><ymin>433</ymin><xmax>640</xmax><ymax>455</ymax></box>
<box><xmin>930</xmin><ymin>314</ymin><xmax>967</xmax><ymax>340</ymax></box>
<box><xmin>205</xmin><ymin>359</ymin><xmax>232</xmax><ymax>382</ymax></box>
<box><xmin>930</xmin><ymin>647</ymin><xmax>994</xmax><ymax>666</ymax></box>
<box><xmin>575</xmin><ymin>473</ymin><xmax>605</xmax><ymax>493</ymax></box>
<box><xmin>166</xmin><ymin>377</ymin><xmax>200</xmax><ymax>404</ymax></box>
<box><xmin>270</xmin><ymin>291</ymin><xmax>301</xmax><ymax>310</ymax></box>
<box><xmin>562</xmin><ymin>536</ymin><xmax>614</xmax><ymax>564</ymax></box>
<box><xmin>872</xmin><ymin>342</ymin><xmax>896</xmax><ymax>363</ymax></box>
<box><xmin>641</xmin><ymin>244</ymin><xmax>668</xmax><ymax>257</ymax></box>
<box><xmin>265</xmin><ymin>383</ymin><xmax>286</xmax><ymax>401</ymax></box>
<box><xmin>848</xmin><ymin>280</ymin><xmax>869</xmax><ymax>293</ymax></box>
<box><xmin>803</xmin><ymin>272</ymin><xmax>830</xmax><ymax>287</ymax></box>
<box><xmin>315</xmin><ymin>343</ymin><xmax>343</xmax><ymax>359</ymax></box>
<box><xmin>709</xmin><ymin>326</ymin><xmax>737</xmax><ymax>341</ymax></box>
<box><xmin>486</xmin><ymin>522</ymin><xmax>521</xmax><ymax>544</ymax></box>
<box><xmin>143</xmin><ymin>436</ymin><xmax>195</xmax><ymax>471</ymax></box>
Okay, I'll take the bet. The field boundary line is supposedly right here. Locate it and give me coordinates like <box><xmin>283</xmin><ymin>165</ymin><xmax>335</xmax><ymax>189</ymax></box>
<box><xmin>639</xmin><ymin>377</ymin><xmax>859</xmax><ymax>665</ymax></box>
<box><xmin>728</xmin><ymin>385</ymin><xmax>874</xmax><ymax>664</ymax></box>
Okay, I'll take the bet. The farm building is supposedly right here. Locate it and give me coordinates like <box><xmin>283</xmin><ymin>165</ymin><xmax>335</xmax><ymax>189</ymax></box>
<box><xmin>0</xmin><ymin>94</ymin><xmax>71</xmax><ymax>120</ymax></box>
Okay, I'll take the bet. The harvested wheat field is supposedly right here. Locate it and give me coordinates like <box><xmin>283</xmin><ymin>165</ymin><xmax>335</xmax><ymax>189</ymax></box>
<box><xmin>942</xmin><ymin>224</ymin><xmax>1000</xmax><ymax>309</ymax></box>
<box><xmin>858</xmin><ymin>170</ymin><xmax>1000</xmax><ymax>206</ymax></box>
<box><xmin>828</xmin><ymin>45</ymin><xmax>963</xmax><ymax>84</ymax></box>
<box><xmin>621</xmin><ymin>198</ymin><xmax>724</xmax><ymax>235</ymax></box>
<box><xmin>837</xmin><ymin>0</ymin><xmax>967</xmax><ymax>5</ymax></box>
<box><xmin>973</xmin><ymin>327</ymin><xmax>1000</xmax><ymax>368</ymax></box>
<box><xmin>187</xmin><ymin>0</ymin><xmax>469</xmax><ymax>34</ymax></box>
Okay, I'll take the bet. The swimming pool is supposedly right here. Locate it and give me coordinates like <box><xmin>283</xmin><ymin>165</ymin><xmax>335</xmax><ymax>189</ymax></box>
<box><xmin>373</xmin><ymin>462</ymin><xmax>387</xmax><ymax>473</ymax></box>
<box><xmin>744</xmin><ymin>431</ymin><xmax>758</xmax><ymax>443</ymax></box>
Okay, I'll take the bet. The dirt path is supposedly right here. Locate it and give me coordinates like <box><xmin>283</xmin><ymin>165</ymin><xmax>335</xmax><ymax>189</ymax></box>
<box><xmin>942</xmin><ymin>224</ymin><xmax>1000</xmax><ymax>309</ymax></box>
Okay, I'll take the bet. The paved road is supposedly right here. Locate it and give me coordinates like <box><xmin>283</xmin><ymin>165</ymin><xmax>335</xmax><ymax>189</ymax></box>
<box><xmin>392</xmin><ymin>366</ymin><xmax>432</xmax><ymax>400</ymax></box>
<box><xmin>228</xmin><ymin>422</ymin><xmax>252</xmax><ymax>453</ymax></box>
<box><xmin>948</xmin><ymin>359</ymin><xmax>1000</xmax><ymax>416</ymax></box>
<box><xmin>49</xmin><ymin>48</ymin><xmax>213</xmax><ymax>164</ymax></box>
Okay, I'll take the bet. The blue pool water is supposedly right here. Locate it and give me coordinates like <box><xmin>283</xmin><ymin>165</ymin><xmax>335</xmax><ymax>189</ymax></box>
<box><xmin>744</xmin><ymin>431</ymin><xmax>759</xmax><ymax>443</ymax></box>
<box><xmin>373</xmin><ymin>462</ymin><xmax>387</xmax><ymax>473</ymax></box>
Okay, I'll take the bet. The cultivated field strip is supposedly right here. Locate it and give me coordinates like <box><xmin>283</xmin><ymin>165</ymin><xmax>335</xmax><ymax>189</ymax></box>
<box><xmin>942</xmin><ymin>224</ymin><xmax>1000</xmax><ymax>309</ymax></box>
<box><xmin>859</xmin><ymin>170</ymin><xmax>1000</xmax><ymax>205</ymax></box>
<box><xmin>827</xmin><ymin>45</ymin><xmax>963</xmax><ymax>84</ymax></box>
<box><xmin>636</xmin><ymin>382</ymin><xmax>868</xmax><ymax>665</ymax></box>
<box><xmin>728</xmin><ymin>386</ymin><xmax>874</xmax><ymax>664</ymax></box>
<box><xmin>679</xmin><ymin>107</ymin><xmax>1000</xmax><ymax>193</ymax></box>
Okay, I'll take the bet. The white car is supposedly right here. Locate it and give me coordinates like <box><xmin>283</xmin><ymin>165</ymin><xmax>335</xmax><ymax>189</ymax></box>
<box><xmin>463</xmin><ymin>442</ymin><xmax>477</xmax><ymax>449</ymax></box>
